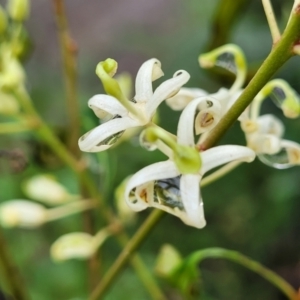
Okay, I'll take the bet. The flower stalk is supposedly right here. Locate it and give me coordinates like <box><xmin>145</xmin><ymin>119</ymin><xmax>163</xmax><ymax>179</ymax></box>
<box><xmin>89</xmin><ymin>209</ymin><xmax>166</xmax><ymax>300</ymax></box>
<box><xmin>262</xmin><ymin>0</ymin><xmax>281</xmax><ymax>43</ymax></box>
<box><xmin>187</xmin><ymin>248</ymin><xmax>298</xmax><ymax>300</ymax></box>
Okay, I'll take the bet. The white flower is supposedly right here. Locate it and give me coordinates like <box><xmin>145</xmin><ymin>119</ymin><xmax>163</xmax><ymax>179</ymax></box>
<box><xmin>78</xmin><ymin>58</ymin><xmax>190</xmax><ymax>152</ymax></box>
<box><xmin>125</xmin><ymin>97</ymin><xmax>255</xmax><ymax>229</ymax></box>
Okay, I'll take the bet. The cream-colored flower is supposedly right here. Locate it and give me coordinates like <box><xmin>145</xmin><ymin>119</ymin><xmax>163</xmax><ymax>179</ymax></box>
<box><xmin>79</xmin><ymin>58</ymin><xmax>190</xmax><ymax>152</ymax></box>
<box><xmin>125</xmin><ymin>97</ymin><xmax>255</xmax><ymax>228</ymax></box>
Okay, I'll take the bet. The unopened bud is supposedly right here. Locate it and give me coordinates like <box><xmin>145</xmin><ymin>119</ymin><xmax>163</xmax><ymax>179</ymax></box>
<box><xmin>155</xmin><ymin>244</ymin><xmax>182</xmax><ymax>278</ymax></box>
<box><xmin>7</xmin><ymin>0</ymin><xmax>30</xmax><ymax>22</ymax></box>
<box><xmin>0</xmin><ymin>200</ymin><xmax>46</xmax><ymax>228</ymax></box>
<box><xmin>0</xmin><ymin>92</ymin><xmax>20</xmax><ymax>115</ymax></box>
<box><xmin>50</xmin><ymin>233</ymin><xmax>95</xmax><ymax>261</ymax></box>
<box><xmin>23</xmin><ymin>175</ymin><xmax>74</xmax><ymax>205</ymax></box>
<box><xmin>0</xmin><ymin>57</ymin><xmax>25</xmax><ymax>90</ymax></box>
<box><xmin>51</xmin><ymin>228</ymin><xmax>110</xmax><ymax>261</ymax></box>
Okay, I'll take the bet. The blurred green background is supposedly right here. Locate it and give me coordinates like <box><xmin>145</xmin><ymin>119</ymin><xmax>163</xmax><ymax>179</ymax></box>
<box><xmin>0</xmin><ymin>0</ymin><xmax>300</xmax><ymax>299</ymax></box>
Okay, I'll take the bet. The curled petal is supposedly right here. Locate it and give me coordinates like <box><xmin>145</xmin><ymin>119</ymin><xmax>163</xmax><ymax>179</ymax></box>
<box><xmin>258</xmin><ymin>140</ymin><xmax>300</xmax><ymax>169</ymax></box>
<box><xmin>177</xmin><ymin>96</ymin><xmax>221</xmax><ymax>146</ymax></box>
<box><xmin>146</xmin><ymin>70</ymin><xmax>190</xmax><ymax>117</ymax></box>
<box><xmin>180</xmin><ymin>174</ymin><xmax>206</xmax><ymax>229</ymax></box>
<box><xmin>194</xmin><ymin>98</ymin><xmax>222</xmax><ymax>135</ymax></box>
<box><xmin>78</xmin><ymin>117</ymin><xmax>139</xmax><ymax>152</ymax></box>
<box><xmin>134</xmin><ymin>59</ymin><xmax>163</xmax><ymax>103</ymax></box>
<box><xmin>263</xmin><ymin>79</ymin><xmax>300</xmax><ymax>119</ymax></box>
<box><xmin>201</xmin><ymin>145</ymin><xmax>255</xmax><ymax>175</ymax></box>
<box><xmin>88</xmin><ymin>94</ymin><xmax>128</xmax><ymax>119</ymax></box>
<box><xmin>166</xmin><ymin>87</ymin><xmax>207</xmax><ymax>111</ymax></box>
<box><xmin>125</xmin><ymin>161</ymin><xmax>180</xmax><ymax>211</ymax></box>
<box><xmin>199</xmin><ymin>44</ymin><xmax>246</xmax><ymax>93</ymax></box>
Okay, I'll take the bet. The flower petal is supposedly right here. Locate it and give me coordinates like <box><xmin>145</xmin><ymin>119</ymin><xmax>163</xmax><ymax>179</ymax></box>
<box><xmin>201</xmin><ymin>145</ymin><xmax>255</xmax><ymax>175</ymax></box>
<box><xmin>88</xmin><ymin>94</ymin><xmax>128</xmax><ymax>118</ymax></box>
<box><xmin>125</xmin><ymin>160</ymin><xmax>179</xmax><ymax>211</ymax></box>
<box><xmin>146</xmin><ymin>70</ymin><xmax>190</xmax><ymax>117</ymax></box>
<box><xmin>180</xmin><ymin>174</ymin><xmax>206</xmax><ymax>228</ymax></box>
<box><xmin>177</xmin><ymin>96</ymin><xmax>221</xmax><ymax>146</ymax></box>
<box><xmin>134</xmin><ymin>59</ymin><xmax>163</xmax><ymax>103</ymax></box>
<box><xmin>166</xmin><ymin>87</ymin><xmax>207</xmax><ymax>111</ymax></box>
<box><xmin>78</xmin><ymin>117</ymin><xmax>139</xmax><ymax>152</ymax></box>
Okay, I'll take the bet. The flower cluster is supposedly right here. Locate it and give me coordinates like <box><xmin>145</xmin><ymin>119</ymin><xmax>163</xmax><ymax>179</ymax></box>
<box><xmin>79</xmin><ymin>54</ymin><xmax>256</xmax><ymax>228</ymax></box>
<box><xmin>167</xmin><ymin>44</ymin><xmax>300</xmax><ymax>168</ymax></box>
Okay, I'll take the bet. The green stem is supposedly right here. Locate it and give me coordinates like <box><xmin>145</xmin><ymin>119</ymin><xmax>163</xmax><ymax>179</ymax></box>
<box><xmin>52</xmin><ymin>0</ymin><xmax>80</xmax><ymax>156</ymax></box>
<box><xmin>0</xmin><ymin>228</ymin><xmax>28</xmax><ymax>300</ymax></box>
<box><xmin>188</xmin><ymin>248</ymin><xmax>298</xmax><ymax>300</ymax></box>
<box><xmin>12</xmin><ymin>86</ymin><xmax>165</xmax><ymax>299</ymax></box>
<box><xmin>0</xmin><ymin>120</ymin><xmax>36</xmax><ymax>134</ymax></box>
<box><xmin>200</xmin><ymin>7</ymin><xmax>300</xmax><ymax>150</ymax></box>
<box><xmin>45</xmin><ymin>199</ymin><xmax>96</xmax><ymax>222</ymax></box>
<box><xmin>130</xmin><ymin>256</ymin><xmax>166</xmax><ymax>300</ymax></box>
<box><xmin>89</xmin><ymin>209</ymin><xmax>166</xmax><ymax>300</ymax></box>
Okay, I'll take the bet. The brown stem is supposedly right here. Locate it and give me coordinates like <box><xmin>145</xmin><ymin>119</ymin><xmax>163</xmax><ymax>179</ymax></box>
<box><xmin>52</xmin><ymin>0</ymin><xmax>80</xmax><ymax>157</ymax></box>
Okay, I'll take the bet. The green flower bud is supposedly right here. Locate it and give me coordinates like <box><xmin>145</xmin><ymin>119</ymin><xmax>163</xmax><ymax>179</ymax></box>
<box><xmin>155</xmin><ymin>244</ymin><xmax>182</xmax><ymax>278</ymax></box>
<box><xmin>96</xmin><ymin>59</ymin><xmax>125</xmax><ymax>100</ymax></box>
<box><xmin>199</xmin><ymin>44</ymin><xmax>246</xmax><ymax>75</ymax></box>
<box><xmin>256</xmin><ymin>79</ymin><xmax>300</xmax><ymax>119</ymax></box>
<box><xmin>7</xmin><ymin>0</ymin><xmax>30</xmax><ymax>22</ymax></box>
<box><xmin>0</xmin><ymin>57</ymin><xmax>25</xmax><ymax>90</ymax></box>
